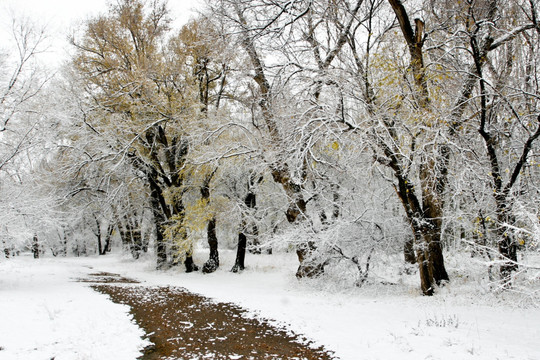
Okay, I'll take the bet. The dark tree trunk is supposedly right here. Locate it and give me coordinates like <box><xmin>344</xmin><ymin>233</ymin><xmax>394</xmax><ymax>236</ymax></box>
<box><xmin>424</xmin><ymin>223</ymin><xmax>449</xmax><ymax>284</ymax></box>
<box><xmin>419</xmin><ymin>157</ymin><xmax>450</xmax><ymax>285</ymax></box>
<box><xmin>3</xmin><ymin>241</ymin><xmax>10</xmax><ymax>258</ymax></box>
<box><xmin>244</xmin><ymin>190</ymin><xmax>261</xmax><ymax>255</ymax></box>
<box><xmin>32</xmin><ymin>234</ymin><xmax>39</xmax><ymax>259</ymax></box>
<box><xmin>142</xmin><ymin>226</ymin><xmax>150</xmax><ymax>253</ymax></box>
<box><xmin>394</xmin><ymin>173</ymin><xmax>447</xmax><ymax>295</ymax></box>
<box><xmin>200</xmin><ymin>170</ymin><xmax>218</xmax><ymax>273</ymax></box>
<box><xmin>148</xmin><ymin>176</ymin><xmax>168</xmax><ymax>269</ymax></box>
<box><xmin>497</xmin><ymin>211</ymin><xmax>518</xmax><ymax>281</ymax></box>
<box><xmin>248</xmin><ymin>223</ymin><xmax>261</xmax><ymax>254</ymax></box>
<box><xmin>119</xmin><ymin>226</ymin><xmax>128</xmax><ymax>249</ymax></box>
<box><xmin>231</xmin><ymin>232</ymin><xmax>247</xmax><ymax>273</ymax></box>
<box><xmin>62</xmin><ymin>232</ymin><xmax>67</xmax><ymax>257</ymax></box>
<box><xmin>232</xmin><ymin>173</ymin><xmax>262</xmax><ymax>272</ymax></box>
<box><xmin>104</xmin><ymin>224</ymin><xmax>114</xmax><ymax>254</ymax></box>
<box><xmin>184</xmin><ymin>255</ymin><xmax>199</xmax><ymax>272</ymax></box>
<box><xmin>131</xmin><ymin>227</ymin><xmax>143</xmax><ymax>259</ymax></box>
<box><xmin>498</xmin><ymin>236</ymin><xmax>518</xmax><ymax>281</ymax></box>
<box><xmin>95</xmin><ymin>217</ymin><xmax>105</xmax><ymax>256</ymax></box>
<box><xmin>97</xmin><ymin>237</ymin><xmax>104</xmax><ymax>255</ymax></box>
<box><xmin>149</xmin><ymin>130</ymin><xmax>194</xmax><ymax>270</ymax></box>
<box><xmin>202</xmin><ymin>217</ymin><xmax>219</xmax><ymax>273</ymax></box>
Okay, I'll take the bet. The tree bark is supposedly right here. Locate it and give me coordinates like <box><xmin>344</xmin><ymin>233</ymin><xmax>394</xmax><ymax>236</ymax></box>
<box><xmin>3</xmin><ymin>239</ymin><xmax>10</xmax><ymax>258</ymax></box>
<box><xmin>202</xmin><ymin>217</ymin><xmax>219</xmax><ymax>273</ymax></box>
<box><xmin>184</xmin><ymin>254</ymin><xmax>199</xmax><ymax>273</ymax></box>
<box><xmin>200</xmin><ymin>169</ymin><xmax>219</xmax><ymax>273</ymax></box>
<box><xmin>148</xmin><ymin>174</ymin><xmax>168</xmax><ymax>269</ymax></box>
<box><xmin>32</xmin><ymin>234</ymin><xmax>39</xmax><ymax>259</ymax></box>
<box><xmin>103</xmin><ymin>224</ymin><xmax>114</xmax><ymax>254</ymax></box>
<box><xmin>388</xmin><ymin>0</ymin><xmax>450</xmax><ymax>293</ymax></box>
<box><xmin>231</xmin><ymin>231</ymin><xmax>247</xmax><ymax>273</ymax></box>
<box><xmin>392</xmin><ymin>167</ymin><xmax>445</xmax><ymax>295</ymax></box>
<box><xmin>96</xmin><ymin>220</ymin><xmax>103</xmax><ymax>256</ymax></box>
<box><xmin>232</xmin><ymin>173</ymin><xmax>261</xmax><ymax>272</ymax></box>
<box><xmin>419</xmin><ymin>158</ymin><xmax>449</xmax><ymax>284</ymax></box>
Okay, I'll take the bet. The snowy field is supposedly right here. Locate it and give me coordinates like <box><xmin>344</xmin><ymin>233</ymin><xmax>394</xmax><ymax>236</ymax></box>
<box><xmin>1</xmin><ymin>251</ymin><xmax>540</xmax><ymax>360</ymax></box>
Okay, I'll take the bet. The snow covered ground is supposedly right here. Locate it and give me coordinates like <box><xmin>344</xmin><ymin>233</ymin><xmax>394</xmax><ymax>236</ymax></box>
<box><xmin>1</xmin><ymin>250</ymin><xmax>540</xmax><ymax>360</ymax></box>
<box><xmin>0</xmin><ymin>255</ymin><xmax>149</xmax><ymax>360</ymax></box>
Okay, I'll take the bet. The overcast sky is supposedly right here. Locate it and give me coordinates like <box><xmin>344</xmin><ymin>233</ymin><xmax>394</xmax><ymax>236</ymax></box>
<box><xmin>0</xmin><ymin>0</ymin><xmax>203</xmax><ymax>66</ymax></box>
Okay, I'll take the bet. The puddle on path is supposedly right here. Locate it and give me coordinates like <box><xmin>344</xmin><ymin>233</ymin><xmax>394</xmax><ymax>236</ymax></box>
<box><xmin>91</xmin><ymin>282</ymin><xmax>335</xmax><ymax>360</ymax></box>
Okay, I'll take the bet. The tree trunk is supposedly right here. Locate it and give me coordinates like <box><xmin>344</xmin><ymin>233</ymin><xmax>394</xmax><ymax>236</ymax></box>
<box><xmin>232</xmin><ymin>173</ymin><xmax>263</xmax><ymax>272</ymax></box>
<box><xmin>231</xmin><ymin>231</ymin><xmax>247</xmax><ymax>273</ymax></box>
<box><xmin>387</xmin><ymin>0</ymin><xmax>450</xmax><ymax>295</ymax></box>
<box><xmin>498</xmin><ymin>236</ymin><xmax>518</xmax><ymax>281</ymax></box>
<box><xmin>184</xmin><ymin>254</ymin><xmax>199</xmax><ymax>273</ymax></box>
<box><xmin>416</xmin><ymin>241</ymin><xmax>434</xmax><ymax>296</ymax></box>
<box><xmin>202</xmin><ymin>217</ymin><xmax>219</xmax><ymax>273</ymax></box>
<box><xmin>244</xmin><ymin>187</ymin><xmax>260</xmax><ymax>254</ymax></box>
<box><xmin>58</xmin><ymin>229</ymin><xmax>67</xmax><ymax>257</ymax></box>
<box><xmin>248</xmin><ymin>222</ymin><xmax>261</xmax><ymax>254</ymax></box>
<box><xmin>394</xmin><ymin>173</ymin><xmax>447</xmax><ymax>295</ymax></box>
<box><xmin>497</xmin><ymin>210</ymin><xmax>518</xmax><ymax>282</ymax></box>
<box><xmin>201</xmin><ymin>170</ymin><xmax>219</xmax><ymax>273</ymax></box>
<box><xmin>131</xmin><ymin>227</ymin><xmax>143</xmax><ymax>259</ymax></box>
<box><xmin>95</xmin><ymin>217</ymin><xmax>104</xmax><ymax>256</ymax></box>
<box><xmin>3</xmin><ymin>239</ymin><xmax>10</xmax><ymax>258</ymax></box>
<box><xmin>97</xmin><ymin>235</ymin><xmax>104</xmax><ymax>255</ymax></box>
<box><xmin>32</xmin><ymin>234</ymin><xmax>39</xmax><ymax>259</ymax></box>
<box><xmin>295</xmin><ymin>241</ymin><xmax>325</xmax><ymax>278</ymax></box>
<box><xmin>103</xmin><ymin>224</ymin><xmax>114</xmax><ymax>254</ymax></box>
<box><xmin>148</xmin><ymin>176</ymin><xmax>168</xmax><ymax>269</ymax></box>
<box><xmin>424</xmin><ymin>222</ymin><xmax>449</xmax><ymax>284</ymax></box>
<box><xmin>419</xmin><ymin>153</ymin><xmax>450</xmax><ymax>285</ymax></box>
<box><xmin>272</xmin><ymin>168</ymin><xmax>323</xmax><ymax>278</ymax></box>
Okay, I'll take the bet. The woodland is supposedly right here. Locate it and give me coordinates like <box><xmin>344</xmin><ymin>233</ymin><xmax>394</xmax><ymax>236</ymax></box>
<box><xmin>1</xmin><ymin>0</ymin><xmax>540</xmax><ymax>297</ymax></box>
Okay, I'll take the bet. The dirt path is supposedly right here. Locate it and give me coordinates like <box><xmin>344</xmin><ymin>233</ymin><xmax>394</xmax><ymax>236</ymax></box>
<box><xmin>87</xmin><ymin>272</ymin><xmax>335</xmax><ymax>360</ymax></box>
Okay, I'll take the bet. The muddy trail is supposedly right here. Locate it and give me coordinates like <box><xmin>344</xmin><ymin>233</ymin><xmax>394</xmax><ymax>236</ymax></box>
<box><xmin>86</xmin><ymin>272</ymin><xmax>336</xmax><ymax>360</ymax></box>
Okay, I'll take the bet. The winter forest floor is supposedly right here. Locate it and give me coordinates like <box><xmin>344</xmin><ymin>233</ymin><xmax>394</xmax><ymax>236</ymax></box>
<box><xmin>1</xmin><ymin>251</ymin><xmax>540</xmax><ymax>359</ymax></box>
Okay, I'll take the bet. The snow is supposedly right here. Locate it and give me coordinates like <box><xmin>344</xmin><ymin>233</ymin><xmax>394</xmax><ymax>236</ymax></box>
<box><xmin>0</xmin><ymin>255</ymin><xmax>149</xmax><ymax>360</ymax></box>
<box><xmin>2</xmin><ymin>250</ymin><xmax>540</xmax><ymax>360</ymax></box>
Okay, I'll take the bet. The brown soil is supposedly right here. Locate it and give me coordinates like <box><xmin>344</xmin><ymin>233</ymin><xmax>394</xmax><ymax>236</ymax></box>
<box><xmin>91</xmin><ymin>280</ymin><xmax>335</xmax><ymax>360</ymax></box>
<box><xmin>77</xmin><ymin>271</ymin><xmax>140</xmax><ymax>284</ymax></box>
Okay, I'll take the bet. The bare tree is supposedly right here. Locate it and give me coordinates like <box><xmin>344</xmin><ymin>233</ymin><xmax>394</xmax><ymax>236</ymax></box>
<box><xmin>0</xmin><ymin>16</ymin><xmax>48</xmax><ymax>171</ymax></box>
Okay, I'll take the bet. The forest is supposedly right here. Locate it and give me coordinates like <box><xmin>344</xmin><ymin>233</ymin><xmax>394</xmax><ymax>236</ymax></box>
<box><xmin>1</xmin><ymin>0</ymin><xmax>539</xmax><ymax>297</ymax></box>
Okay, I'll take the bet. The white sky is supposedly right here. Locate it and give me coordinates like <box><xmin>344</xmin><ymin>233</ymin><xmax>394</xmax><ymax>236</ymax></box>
<box><xmin>0</xmin><ymin>0</ymin><xmax>203</xmax><ymax>66</ymax></box>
